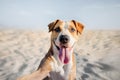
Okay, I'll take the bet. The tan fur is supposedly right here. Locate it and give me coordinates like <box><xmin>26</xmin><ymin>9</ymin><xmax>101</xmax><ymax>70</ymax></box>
<box><xmin>68</xmin><ymin>54</ymin><xmax>76</xmax><ymax>80</ymax></box>
<box><xmin>71</xmin><ymin>20</ymin><xmax>84</xmax><ymax>34</ymax></box>
<box><xmin>17</xmin><ymin>20</ymin><xmax>84</xmax><ymax>80</ymax></box>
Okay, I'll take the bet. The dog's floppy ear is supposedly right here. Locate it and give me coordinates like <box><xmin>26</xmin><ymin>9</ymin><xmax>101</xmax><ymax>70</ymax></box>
<box><xmin>48</xmin><ymin>19</ymin><xmax>60</xmax><ymax>32</ymax></box>
<box><xmin>71</xmin><ymin>20</ymin><xmax>84</xmax><ymax>34</ymax></box>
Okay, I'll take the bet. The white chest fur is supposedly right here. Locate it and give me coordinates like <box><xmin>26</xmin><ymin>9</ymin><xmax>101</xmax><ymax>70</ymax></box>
<box><xmin>50</xmin><ymin>56</ymin><xmax>73</xmax><ymax>80</ymax></box>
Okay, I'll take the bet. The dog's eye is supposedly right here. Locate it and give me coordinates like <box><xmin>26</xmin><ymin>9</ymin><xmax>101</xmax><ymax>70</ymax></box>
<box><xmin>54</xmin><ymin>27</ymin><xmax>61</xmax><ymax>32</ymax></box>
<box><xmin>71</xmin><ymin>28</ymin><xmax>75</xmax><ymax>32</ymax></box>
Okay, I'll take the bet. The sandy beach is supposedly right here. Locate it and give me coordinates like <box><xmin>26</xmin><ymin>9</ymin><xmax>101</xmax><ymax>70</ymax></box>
<box><xmin>0</xmin><ymin>29</ymin><xmax>120</xmax><ymax>80</ymax></box>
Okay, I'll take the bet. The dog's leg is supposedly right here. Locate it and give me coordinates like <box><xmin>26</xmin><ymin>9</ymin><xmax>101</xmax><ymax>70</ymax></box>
<box><xmin>17</xmin><ymin>70</ymin><xmax>49</xmax><ymax>80</ymax></box>
<box><xmin>17</xmin><ymin>57</ymin><xmax>53</xmax><ymax>80</ymax></box>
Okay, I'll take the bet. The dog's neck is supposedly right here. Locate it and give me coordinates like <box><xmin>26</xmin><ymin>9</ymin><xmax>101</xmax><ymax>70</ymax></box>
<box><xmin>46</xmin><ymin>42</ymin><xmax>74</xmax><ymax>80</ymax></box>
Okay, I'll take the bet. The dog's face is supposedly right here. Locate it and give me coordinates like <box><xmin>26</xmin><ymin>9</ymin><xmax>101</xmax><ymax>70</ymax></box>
<box><xmin>48</xmin><ymin>19</ymin><xmax>84</xmax><ymax>64</ymax></box>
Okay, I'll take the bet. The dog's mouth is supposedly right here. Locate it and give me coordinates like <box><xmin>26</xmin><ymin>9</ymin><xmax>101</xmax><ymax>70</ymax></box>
<box><xmin>54</xmin><ymin>41</ymin><xmax>73</xmax><ymax>64</ymax></box>
<box><xmin>59</xmin><ymin>47</ymin><xmax>72</xmax><ymax>64</ymax></box>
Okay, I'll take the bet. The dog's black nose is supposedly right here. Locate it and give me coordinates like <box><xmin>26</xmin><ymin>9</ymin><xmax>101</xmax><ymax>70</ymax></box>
<box><xmin>59</xmin><ymin>35</ymin><xmax>70</xmax><ymax>44</ymax></box>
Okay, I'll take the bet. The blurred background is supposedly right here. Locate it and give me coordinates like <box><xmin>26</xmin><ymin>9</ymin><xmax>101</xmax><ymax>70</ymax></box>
<box><xmin>0</xmin><ymin>0</ymin><xmax>120</xmax><ymax>29</ymax></box>
<box><xmin>0</xmin><ymin>0</ymin><xmax>120</xmax><ymax>80</ymax></box>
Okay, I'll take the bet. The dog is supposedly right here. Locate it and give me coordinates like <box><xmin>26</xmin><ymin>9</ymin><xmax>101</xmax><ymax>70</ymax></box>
<box><xmin>17</xmin><ymin>20</ymin><xmax>84</xmax><ymax>80</ymax></box>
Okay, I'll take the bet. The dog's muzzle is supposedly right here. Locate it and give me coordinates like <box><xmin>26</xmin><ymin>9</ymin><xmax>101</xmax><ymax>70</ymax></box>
<box><xmin>53</xmin><ymin>35</ymin><xmax>74</xmax><ymax>64</ymax></box>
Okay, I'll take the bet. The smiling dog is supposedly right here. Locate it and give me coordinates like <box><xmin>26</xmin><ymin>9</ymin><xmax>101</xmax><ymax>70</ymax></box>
<box><xmin>18</xmin><ymin>20</ymin><xmax>84</xmax><ymax>80</ymax></box>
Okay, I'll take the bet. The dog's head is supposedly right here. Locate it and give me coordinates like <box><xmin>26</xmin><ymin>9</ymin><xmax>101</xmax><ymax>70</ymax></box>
<box><xmin>48</xmin><ymin>19</ymin><xmax>84</xmax><ymax>64</ymax></box>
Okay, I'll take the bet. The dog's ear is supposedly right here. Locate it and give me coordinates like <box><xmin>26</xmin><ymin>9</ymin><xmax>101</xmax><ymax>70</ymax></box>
<box><xmin>71</xmin><ymin>20</ymin><xmax>84</xmax><ymax>34</ymax></box>
<box><xmin>48</xmin><ymin>19</ymin><xmax>60</xmax><ymax>32</ymax></box>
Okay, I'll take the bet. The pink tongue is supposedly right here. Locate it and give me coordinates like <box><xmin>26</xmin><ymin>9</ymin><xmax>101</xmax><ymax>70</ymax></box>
<box><xmin>59</xmin><ymin>47</ymin><xmax>71</xmax><ymax>64</ymax></box>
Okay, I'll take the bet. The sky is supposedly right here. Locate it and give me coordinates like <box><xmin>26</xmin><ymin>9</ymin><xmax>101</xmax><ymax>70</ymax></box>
<box><xmin>0</xmin><ymin>0</ymin><xmax>120</xmax><ymax>29</ymax></box>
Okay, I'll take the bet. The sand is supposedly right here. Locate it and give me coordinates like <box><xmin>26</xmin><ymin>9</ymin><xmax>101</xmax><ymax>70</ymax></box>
<box><xmin>0</xmin><ymin>29</ymin><xmax>120</xmax><ymax>80</ymax></box>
